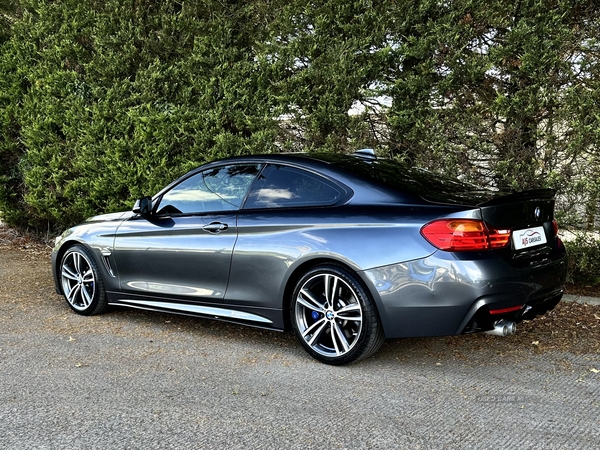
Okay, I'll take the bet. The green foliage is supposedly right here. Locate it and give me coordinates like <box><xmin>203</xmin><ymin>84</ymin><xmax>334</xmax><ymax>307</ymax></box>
<box><xmin>564</xmin><ymin>234</ymin><xmax>600</xmax><ymax>287</ymax></box>
<box><xmin>1</xmin><ymin>0</ymin><xmax>279</xmax><ymax>228</ymax></box>
<box><xmin>264</xmin><ymin>0</ymin><xmax>391</xmax><ymax>151</ymax></box>
<box><xmin>0</xmin><ymin>0</ymin><xmax>599</xmax><ymax>283</ymax></box>
<box><xmin>0</xmin><ymin>1</ymin><xmax>24</xmax><ymax>225</ymax></box>
<box><xmin>385</xmin><ymin>0</ymin><xmax>600</xmax><ymax>194</ymax></box>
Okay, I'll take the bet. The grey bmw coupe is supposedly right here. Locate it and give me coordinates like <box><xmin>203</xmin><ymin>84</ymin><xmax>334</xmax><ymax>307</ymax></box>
<box><xmin>52</xmin><ymin>150</ymin><xmax>567</xmax><ymax>364</ymax></box>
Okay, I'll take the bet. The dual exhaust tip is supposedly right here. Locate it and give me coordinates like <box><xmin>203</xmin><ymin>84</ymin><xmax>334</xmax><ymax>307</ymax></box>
<box><xmin>485</xmin><ymin>320</ymin><xmax>517</xmax><ymax>337</ymax></box>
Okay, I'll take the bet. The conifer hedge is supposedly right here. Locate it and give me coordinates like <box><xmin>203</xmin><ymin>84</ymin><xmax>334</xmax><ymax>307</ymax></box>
<box><xmin>1</xmin><ymin>0</ymin><xmax>599</xmax><ymax>282</ymax></box>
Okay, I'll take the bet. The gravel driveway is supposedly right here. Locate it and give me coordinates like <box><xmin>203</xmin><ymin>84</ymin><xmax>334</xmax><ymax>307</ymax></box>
<box><xmin>1</xmin><ymin>246</ymin><xmax>599</xmax><ymax>449</ymax></box>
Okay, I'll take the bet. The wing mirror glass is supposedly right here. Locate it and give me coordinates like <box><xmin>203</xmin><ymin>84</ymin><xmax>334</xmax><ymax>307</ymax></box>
<box><xmin>133</xmin><ymin>196</ymin><xmax>153</xmax><ymax>215</ymax></box>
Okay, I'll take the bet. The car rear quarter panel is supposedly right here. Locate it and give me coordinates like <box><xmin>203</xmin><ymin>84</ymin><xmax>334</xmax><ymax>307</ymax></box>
<box><xmin>364</xmin><ymin>245</ymin><xmax>567</xmax><ymax>338</ymax></box>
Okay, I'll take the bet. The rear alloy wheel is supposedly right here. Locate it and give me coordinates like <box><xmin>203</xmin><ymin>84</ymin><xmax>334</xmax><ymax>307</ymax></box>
<box><xmin>291</xmin><ymin>264</ymin><xmax>384</xmax><ymax>365</ymax></box>
<box><xmin>60</xmin><ymin>245</ymin><xmax>108</xmax><ymax>315</ymax></box>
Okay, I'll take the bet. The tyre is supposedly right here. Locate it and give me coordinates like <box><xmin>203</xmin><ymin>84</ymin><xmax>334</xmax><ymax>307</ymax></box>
<box><xmin>290</xmin><ymin>264</ymin><xmax>385</xmax><ymax>365</ymax></box>
<box><xmin>59</xmin><ymin>245</ymin><xmax>108</xmax><ymax>316</ymax></box>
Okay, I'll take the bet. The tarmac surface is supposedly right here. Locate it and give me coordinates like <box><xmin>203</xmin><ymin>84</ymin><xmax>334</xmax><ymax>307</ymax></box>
<box><xmin>1</xmin><ymin>247</ymin><xmax>599</xmax><ymax>449</ymax></box>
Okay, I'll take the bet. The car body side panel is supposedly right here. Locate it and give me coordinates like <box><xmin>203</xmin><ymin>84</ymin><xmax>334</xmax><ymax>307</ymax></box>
<box><xmin>224</xmin><ymin>205</ymin><xmax>467</xmax><ymax>310</ymax></box>
<box><xmin>103</xmin><ymin>290</ymin><xmax>285</xmax><ymax>330</ymax></box>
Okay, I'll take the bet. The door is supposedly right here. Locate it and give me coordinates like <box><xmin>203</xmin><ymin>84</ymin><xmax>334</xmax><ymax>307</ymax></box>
<box><xmin>112</xmin><ymin>163</ymin><xmax>262</xmax><ymax>303</ymax></box>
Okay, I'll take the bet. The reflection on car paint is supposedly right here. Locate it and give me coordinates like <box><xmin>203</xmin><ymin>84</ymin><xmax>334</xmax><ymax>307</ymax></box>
<box><xmin>126</xmin><ymin>281</ymin><xmax>220</xmax><ymax>297</ymax></box>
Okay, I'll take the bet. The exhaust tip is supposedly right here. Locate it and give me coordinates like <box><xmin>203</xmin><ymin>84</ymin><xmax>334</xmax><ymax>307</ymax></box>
<box><xmin>485</xmin><ymin>320</ymin><xmax>517</xmax><ymax>337</ymax></box>
<box><xmin>506</xmin><ymin>321</ymin><xmax>516</xmax><ymax>335</ymax></box>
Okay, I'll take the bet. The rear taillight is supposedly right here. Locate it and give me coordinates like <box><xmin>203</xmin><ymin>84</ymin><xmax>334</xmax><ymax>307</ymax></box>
<box><xmin>421</xmin><ymin>219</ymin><xmax>511</xmax><ymax>252</ymax></box>
<box><xmin>487</xmin><ymin>226</ymin><xmax>512</xmax><ymax>248</ymax></box>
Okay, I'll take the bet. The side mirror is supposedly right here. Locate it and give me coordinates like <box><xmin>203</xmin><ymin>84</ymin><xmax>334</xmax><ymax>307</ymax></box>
<box><xmin>133</xmin><ymin>196</ymin><xmax>153</xmax><ymax>216</ymax></box>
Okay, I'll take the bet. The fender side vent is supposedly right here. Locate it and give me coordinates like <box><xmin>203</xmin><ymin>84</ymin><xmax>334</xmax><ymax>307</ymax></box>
<box><xmin>100</xmin><ymin>250</ymin><xmax>115</xmax><ymax>277</ymax></box>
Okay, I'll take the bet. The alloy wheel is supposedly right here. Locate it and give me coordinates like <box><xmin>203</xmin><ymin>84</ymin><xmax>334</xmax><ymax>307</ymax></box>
<box><xmin>61</xmin><ymin>250</ymin><xmax>96</xmax><ymax>312</ymax></box>
<box><xmin>294</xmin><ymin>272</ymin><xmax>364</xmax><ymax>358</ymax></box>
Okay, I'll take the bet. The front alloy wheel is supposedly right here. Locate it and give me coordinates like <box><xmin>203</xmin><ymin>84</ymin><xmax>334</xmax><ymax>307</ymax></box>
<box><xmin>60</xmin><ymin>245</ymin><xmax>108</xmax><ymax>315</ymax></box>
<box><xmin>291</xmin><ymin>264</ymin><xmax>384</xmax><ymax>365</ymax></box>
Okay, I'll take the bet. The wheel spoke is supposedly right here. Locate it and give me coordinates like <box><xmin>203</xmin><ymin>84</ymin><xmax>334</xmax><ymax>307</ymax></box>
<box><xmin>82</xmin><ymin>269</ymin><xmax>94</xmax><ymax>283</ymax></box>
<box><xmin>81</xmin><ymin>285</ymin><xmax>92</xmax><ymax>307</ymax></box>
<box><xmin>73</xmin><ymin>253</ymin><xmax>82</xmax><ymax>274</ymax></box>
<box><xmin>330</xmin><ymin>322</ymin><xmax>341</xmax><ymax>355</ymax></box>
<box><xmin>298</xmin><ymin>296</ymin><xmax>323</xmax><ymax>312</ymax></box>
<box><xmin>66</xmin><ymin>284</ymin><xmax>81</xmax><ymax>304</ymax></box>
<box><xmin>297</xmin><ymin>296</ymin><xmax>320</xmax><ymax>312</ymax></box>
<box><xmin>61</xmin><ymin>266</ymin><xmax>78</xmax><ymax>281</ymax></box>
<box><xmin>324</xmin><ymin>274</ymin><xmax>339</xmax><ymax>305</ymax></box>
<box><xmin>333</xmin><ymin>321</ymin><xmax>350</xmax><ymax>354</ymax></box>
<box><xmin>299</xmin><ymin>289</ymin><xmax>325</xmax><ymax>311</ymax></box>
<box><xmin>302</xmin><ymin>317</ymin><xmax>326</xmax><ymax>339</ymax></box>
<box><xmin>305</xmin><ymin>319</ymin><xmax>328</xmax><ymax>346</ymax></box>
<box><xmin>336</xmin><ymin>303</ymin><xmax>362</xmax><ymax>321</ymax></box>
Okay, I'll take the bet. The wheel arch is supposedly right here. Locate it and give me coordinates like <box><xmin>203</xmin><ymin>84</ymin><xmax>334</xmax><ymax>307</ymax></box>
<box><xmin>55</xmin><ymin>240</ymin><xmax>110</xmax><ymax>315</ymax></box>
<box><xmin>280</xmin><ymin>257</ymin><xmax>386</xmax><ymax>333</ymax></box>
<box><xmin>53</xmin><ymin>240</ymin><xmax>98</xmax><ymax>295</ymax></box>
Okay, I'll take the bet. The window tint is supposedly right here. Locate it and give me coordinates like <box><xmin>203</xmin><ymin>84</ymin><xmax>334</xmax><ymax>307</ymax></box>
<box><xmin>312</xmin><ymin>153</ymin><xmax>497</xmax><ymax>206</ymax></box>
<box><xmin>244</xmin><ymin>165</ymin><xmax>342</xmax><ymax>209</ymax></box>
<box><xmin>156</xmin><ymin>164</ymin><xmax>261</xmax><ymax>214</ymax></box>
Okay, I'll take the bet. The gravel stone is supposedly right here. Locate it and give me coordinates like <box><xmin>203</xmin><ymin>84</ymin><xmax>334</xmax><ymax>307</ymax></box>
<box><xmin>1</xmin><ymin>245</ymin><xmax>599</xmax><ymax>449</ymax></box>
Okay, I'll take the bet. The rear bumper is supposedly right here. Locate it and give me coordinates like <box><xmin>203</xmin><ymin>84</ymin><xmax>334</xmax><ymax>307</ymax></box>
<box><xmin>457</xmin><ymin>289</ymin><xmax>563</xmax><ymax>335</ymax></box>
<box><xmin>363</xmin><ymin>244</ymin><xmax>567</xmax><ymax>339</ymax></box>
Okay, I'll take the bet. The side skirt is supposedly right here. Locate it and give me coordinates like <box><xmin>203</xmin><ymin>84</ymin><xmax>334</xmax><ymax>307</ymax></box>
<box><xmin>114</xmin><ymin>298</ymin><xmax>273</xmax><ymax>324</ymax></box>
<box><xmin>106</xmin><ymin>293</ymin><xmax>285</xmax><ymax>331</ymax></box>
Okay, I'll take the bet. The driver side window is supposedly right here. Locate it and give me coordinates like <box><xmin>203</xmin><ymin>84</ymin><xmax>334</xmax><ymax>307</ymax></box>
<box><xmin>156</xmin><ymin>164</ymin><xmax>262</xmax><ymax>215</ymax></box>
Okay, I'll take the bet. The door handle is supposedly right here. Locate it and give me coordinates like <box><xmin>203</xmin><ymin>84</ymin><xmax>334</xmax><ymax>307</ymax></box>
<box><xmin>203</xmin><ymin>222</ymin><xmax>228</xmax><ymax>233</ymax></box>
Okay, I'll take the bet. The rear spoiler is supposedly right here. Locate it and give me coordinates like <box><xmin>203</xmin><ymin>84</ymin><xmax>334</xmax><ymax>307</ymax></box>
<box><xmin>477</xmin><ymin>189</ymin><xmax>555</xmax><ymax>207</ymax></box>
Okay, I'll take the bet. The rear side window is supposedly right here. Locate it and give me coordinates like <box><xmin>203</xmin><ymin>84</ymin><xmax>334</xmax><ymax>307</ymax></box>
<box><xmin>244</xmin><ymin>165</ymin><xmax>343</xmax><ymax>209</ymax></box>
